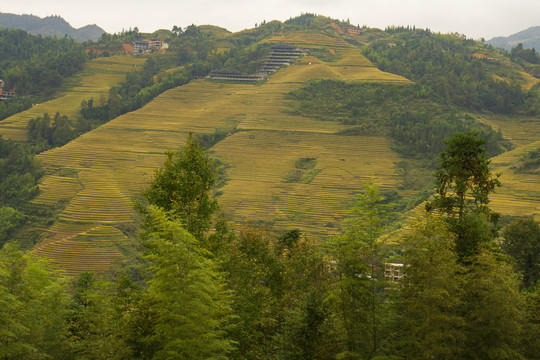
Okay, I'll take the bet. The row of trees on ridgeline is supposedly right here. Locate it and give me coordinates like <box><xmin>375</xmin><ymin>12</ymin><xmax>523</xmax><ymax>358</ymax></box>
<box><xmin>1</xmin><ymin>131</ymin><xmax>539</xmax><ymax>359</ymax></box>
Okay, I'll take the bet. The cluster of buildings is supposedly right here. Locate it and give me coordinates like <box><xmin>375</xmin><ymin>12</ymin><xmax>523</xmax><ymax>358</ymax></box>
<box><xmin>0</xmin><ymin>79</ymin><xmax>15</xmax><ymax>100</ymax></box>
<box><xmin>134</xmin><ymin>38</ymin><xmax>169</xmax><ymax>55</ymax></box>
<box><xmin>207</xmin><ymin>43</ymin><xmax>307</xmax><ymax>82</ymax></box>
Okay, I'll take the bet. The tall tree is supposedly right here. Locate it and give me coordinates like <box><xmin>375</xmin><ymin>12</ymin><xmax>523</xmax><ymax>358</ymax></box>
<box><xmin>502</xmin><ymin>218</ymin><xmax>540</xmax><ymax>288</ymax></box>
<box><xmin>141</xmin><ymin>133</ymin><xmax>218</xmax><ymax>241</ymax></box>
<box><xmin>326</xmin><ymin>179</ymin><xmax>392</xmax><ymax>359</ymax></box>
<box><xmin>139</xmin><ymin>206</ymin><xmax>234</xmax><ymax>360</ymax></box>
<box><xmin>460</xmin><ymin>250</ymin><xmax>525</xmax><ymax>360</ymax></box>
<box><xmin>68</xmin><ymin>271</ymin><xmax>130</xmax><ymax>360</ymax></box>
<box><xmin>426</xmin><ymin>131</ymin><xmax>501</xmax><ymax>259</ymax></box>
<box><xmin>395</xmin><ymin>215</ymin><xmax>465</xmax><ymax>359</ymax></box>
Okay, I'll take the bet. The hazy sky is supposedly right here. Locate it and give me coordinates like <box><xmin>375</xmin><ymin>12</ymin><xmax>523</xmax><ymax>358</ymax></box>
<box><xmin>2</xmin><ymin>0</ymin><xmax>538</xmax><ymax>40</ymax></box>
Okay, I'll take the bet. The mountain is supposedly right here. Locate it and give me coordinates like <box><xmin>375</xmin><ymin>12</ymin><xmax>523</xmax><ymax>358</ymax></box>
<box><xmin>487</xmin><ymin>26</ymin><xmax>540</xmax><ymax>51</ymax></box>
<box><xmin>0</xmin><ymin>16</ymin><xmax>539</xmax><ymax>275</ymax></box>
<box><xmin>0</xmin><ymin>12</ymin><xmax>105</xmax><ymax>41</ymax></box>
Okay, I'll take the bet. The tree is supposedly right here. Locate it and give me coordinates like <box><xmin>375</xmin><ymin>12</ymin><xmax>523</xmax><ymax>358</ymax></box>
<box><xmin>521</xmin><ymin>286</ymin><xmax>540</xmax><ymax>359</ymax></box>
<box><xmin>141</xmin><ymin>133</ymin><xmax>219</xmax><ymax>241</ymax></box>
<box><xmin>426</xmin><ymin>131</ymin><xmax>501</xmax><ymax>259</ymax></box>
<box><xmin>138</xmin><ymin>206</ymin><xmax>234</xmax><ymax>360</ymax></box>
<box><xmin>395</xmin><ymin>215</ymin><xmax>465</xmax><ymax>359</ymax></box>
<box><xmin>0</xmin><ymin>243</ymin><xmax>72</xmax><ymax>359</ymax></box>
<box><xmin>460</xmin><ymin>250</ymin><xmax>525</xmax><ymax>360</ymax></box>
<box><xmin>68</xmin><ymin>272</ymin><xmax>131</xmax><ymax>360</ymax></box>
<box><xmin>326</xmin><ymin>178</ymin><xmax>393</xmax><ymax>359</ymax></box>
<box><xmin>502</xmin><ymin>218</ymin><xmax>540</xmax><ymax>288</ymax></box>
<box><xmin>0</xmin><ymin>206</ymin><xmax>25</xmax><ymax>247</ymax></box>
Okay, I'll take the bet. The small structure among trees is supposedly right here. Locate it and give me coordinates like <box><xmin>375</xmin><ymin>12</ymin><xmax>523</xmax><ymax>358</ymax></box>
<box><xmin>0</xmin><ymin>79</ymin><xmax>16</xmax><ymax>100</ymax></box>
<box><xmin>134</xmin><ymin>38</ymin><xmax>168</xmax><ymax>55</ymax></box>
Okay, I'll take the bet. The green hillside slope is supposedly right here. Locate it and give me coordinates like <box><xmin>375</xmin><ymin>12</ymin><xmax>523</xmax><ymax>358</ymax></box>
<box><xmin>30</xmin><ymin>31</ymin><xmax>410</xmax><ymax>276</ymax></box>
<box><xmin>1</xmin><ymin>19</ymin><xmax>536</xmax><ymax>276</ymax></box>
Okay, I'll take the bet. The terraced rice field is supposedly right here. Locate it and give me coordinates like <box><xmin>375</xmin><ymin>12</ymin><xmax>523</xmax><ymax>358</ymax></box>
<box><xmin>477</xmin><ymin>115</ymin><xmax>540</xmax><ymax>219</ymax></box>
<box><xmin>30</xmin><ymin>31</ymin><xmax>537</xmax><ymax>275</ymax></box>
<box><xmin>0</xmin><ymin>56</ymin><xmax>145</xmax><ymax>141</ymax></box>
<box><xmin>30</xmin><ymin>33</ymin><xmax>409</xmax><ymax>275</ymax></box>
<box><xmin>0</xmin><ymin>55</ymin><xmax>144</xmax><ymax>277</ymax></box>
<box><xmin>33</xmin><ymin>224</ymin><xmax>127</xmax><ymax>277</ymax></box>
<box><xmin>213</xmin><ymin>131</ymin><xmax>399</xmax><ymax>237</ymax></box>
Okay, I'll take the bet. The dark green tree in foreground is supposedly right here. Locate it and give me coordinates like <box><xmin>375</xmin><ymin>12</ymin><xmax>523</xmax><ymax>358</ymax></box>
<box><xmin>138</xmin><ymin>206</ymin><xmax>234</xmax><ymax>360</ymax></box>
<box><xmin>502</xmin><ymin>218</ymin><xmax>540</xmax><ymax>288</ymax></box>
<box><xmin>396</xmin><ymin>215</ymin><xmax>465</xmax><ymax>360</ymax></box>
<box><xmin>141</xmin><ymin>133</ymin><xmax>218</xmax><ymax>241</ymax></box>
<box><xmin>426</xmin><ymin>131</ymin><xmax>501</xmax><ymax>259</ymax></box>
<box><xmin>326</xmin><ymin>179</ymin><xmax>392</xmax><ymax>359</ymax></box>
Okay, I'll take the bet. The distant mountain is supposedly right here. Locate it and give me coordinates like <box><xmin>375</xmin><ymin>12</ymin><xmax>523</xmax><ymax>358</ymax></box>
<box><xmin>0</xmin><ymin>12</ymin><xmax>105</xmax><ymax>42</ymax></box>
<box><xmin>487</xmin><ymin>26</ymin><xmax>540</xmax><ymax>51</ymax></box>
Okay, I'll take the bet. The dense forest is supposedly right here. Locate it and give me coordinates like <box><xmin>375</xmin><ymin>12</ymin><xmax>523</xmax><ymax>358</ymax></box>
<box><xmin>362</xmin><ymin>27</ymin><xmax>540</xmax><ymax>114</ymax></box>
<box><xmin>0</xmin><ymin>28</ymin><xmax>86</xmax><ymax>120</ymax></box>
<box><xmin>0</xmin><ymin>133</ymin><xmax>539</xmax><ymax>359</ymax></box>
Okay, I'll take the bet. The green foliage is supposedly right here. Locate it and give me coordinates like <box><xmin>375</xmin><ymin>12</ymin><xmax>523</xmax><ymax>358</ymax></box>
<box><xmin>285</xmin><ymin>157</ymin><xmax>321</xmax><ymax>184</ymax></box>
<box><xmin>502</xmin><ymin>218</ymin><xmax>540</xmax><ymax>288</ymax></box>
<box><xmin>426</xmin><ymin>131</ymin><xmax>501</xmax><ymax>259</ymax></box>
<box><xmin>141</xmin><ymin>133</ymin><xmax>219</xmax><ymax>241</ymax></box>
<box><xmin>27</xmin><ymin>112</ymin><xmax>80</xmax><ymax>150</ymax></box>
<box><xmin>363</xmin><ymin>29</ymin><xmax>528</xmax><ymax>114</ymax></box>
<box><xmin>139</xmin><ymin>206</ymin><xmax>234</xmax><ymax>360</ymax></box>
<box><xmin>196</xmin><ymin>128</ymin><xmax>236</xmax><ymax>149</ymax></box>
<box><xmin>395</xmin><ymin>215</ymin><xmax>465</xmax><ymax>359</ymax></box>
<box><xmin>461</xmin><ymin>250</ymin><xmax>525</xmax><ymax>360</ymax></box>
<box><xmin>68</xmin><ymin>271</ymin><xmax>131</xmax><ymax>360</ymax></box>
<box><xmin>222</xmin><ymin>43</ymin><xmax>271</xmax><ymax>74</ymax></box>
<box><xmin>511</xmin><ymin>147</ymin><xmax>540</xmax><ymax>174</ymax></box>
<box><xmin>288</xmin><ymin>79</ymin><xmax>512</xmax><ymax>160</ymax></box>
<box><xmin>0</xmin><ymin>206</ymin><xmax>26</xmax><ymax>247</ymax></box>
<box><xmin>220</xmin><ymin>226</ymin><xmax>335</xmax><ymax>360</ymax></box>
<box><xmin>510</xmin><ymin>43</ymin><xmax>540</xmax><ymax>64</ymax></box>
<box><xmin>0</xmin><ymin>134</ymin><xmax>42</xmax><ymax>207</ymax></box>
<box><xmin>0</xmin><ymin>28</ymin><xmax>86</xmax><ymax>120</ymax></box>
<box><xmin>522</xmin><ymin>286</ymin><xmax>540</xmax><ymax>359</ymax></box>
<box><xmin>326</xmin><ymin>179</ymin><xmax>393</xmax><ymax>358</ymax></box>
<box><xmin>0</xmin><ymin>243</ymin><xmax>72</xmax><ymax>359</ymax></box>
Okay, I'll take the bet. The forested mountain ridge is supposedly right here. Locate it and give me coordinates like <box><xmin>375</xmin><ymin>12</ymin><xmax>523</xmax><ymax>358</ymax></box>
<box><xmin>0</xmin><ymin>12</ymin><xmax>105</xmax><ymax>42</ymax></box>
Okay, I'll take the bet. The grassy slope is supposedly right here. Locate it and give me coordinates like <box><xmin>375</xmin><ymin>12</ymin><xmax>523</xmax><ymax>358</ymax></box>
<box><xmin>27</xmin><ymin>29</ymin><xmax>539</xmax><ymax>276</ymax></box>
<box><xmin>31</xmin><ymin>31</ymin><xmax>408</xmax><ymax>276</ymax></box>
<box><xmin>0</xmin><ymin>56</ymin><xmax>145</xmax><ymax>141</ymax></box>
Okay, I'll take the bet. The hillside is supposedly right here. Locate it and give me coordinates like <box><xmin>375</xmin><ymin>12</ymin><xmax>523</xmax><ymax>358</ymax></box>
<box><xmin>28</xmin><ymin>31</ymin><xmax>410</xmax><ymax>276</ymax></box>
<box><xmin>488</xmin><ymin>26</ymin><xmax>540</xmax><ymax>51</ymax></box>
<box><xmin>0</xmin><ymin>12</ymin><xmax>105</xmax><ymax>41</ymax></box>
<box><xmin>0</xmin><ymin>17</ymin><xmax>538</xmax><ymax>276</ymax></box>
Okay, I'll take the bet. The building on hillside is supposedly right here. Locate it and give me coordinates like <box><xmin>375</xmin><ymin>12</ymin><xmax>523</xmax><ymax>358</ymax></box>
<box><xmin>134</xmin><ymin>38</ymin><xmax>169</xmax><ymax>55</ymax></box>
<box><xmin>207</xmin><ymin>43</ymin><xmax>306</xmax><ymax>83</ymax></box>
<box><xmin>0</xmin><ymin>79</ymin><xmax>16</xmax><ymax>100</ymax></box>
<box><xmin>134</xmin><ymin>40</ymin><xmax>149</xmax><ymax>54</ymax></box>
<box><xmin>258</xmin><ymin>43</ymin><xmax>307</xmax><ymax>74</ymax></box>
<box><xmin>344</xmin><ymin>26</ymin><xmax>362</xmax><ymax>35</ymax></box>
<box><xmin>384</xmin><ymin>263</ymin><xmax>404</xmax><ymax>283</ymax></box>
<box><xmin>207</xmin><ymin>69</ymin><xmax>266</xmax><ymax>82</ymax></box>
